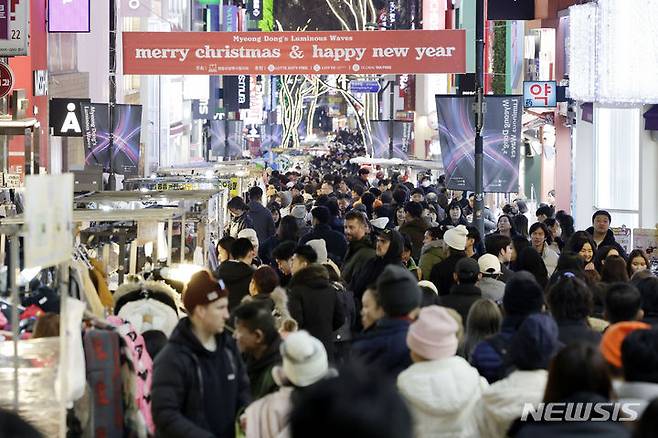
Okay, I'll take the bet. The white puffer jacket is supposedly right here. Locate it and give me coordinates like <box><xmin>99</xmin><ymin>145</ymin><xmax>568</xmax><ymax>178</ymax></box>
<box><xmin>475</xmin><ymin>370</ymin><xmax>548</xmax><ymax>438</ymax></box>
<box><xmin>397</xmin><ymin>356</ymin><xmax>489</xmax><ymax>438</ymax></box>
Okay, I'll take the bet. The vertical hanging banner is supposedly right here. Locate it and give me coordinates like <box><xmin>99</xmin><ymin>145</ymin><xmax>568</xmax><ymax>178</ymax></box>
<box><xmin>48</xmin><ymin>0</ymin><xmax>91</xmax><ymax>33</ymax></box>
<box><xmin>435</xmin><ymin>95</ymin><xmax>523</xmax><ymax>192</ymax></box>
<box><xmin>122</xmin><ymin>30</ymin><xmax>467</xmax><ymax>75</ymax></box>
<box><xmin>81</xmin><ymin>103</ymin><xmax>143</xmax><ymax>175</ymax></box>
<box><xmin>0</xmin><ymin>0</ymin><xmax>29</xmax><ymax>56</ymax></box>
<box><xmin>487</xmin><ymin>0</ymin><xmax>535</xmax><ymax>20</ymax></box>
<box><xmin>246</xmin><ymin>0</ymin><xmax>262</xmax><ymax>21</ymax></box>
<box><xmin>370</xmin><ymin>120</ymin><xmax>414</xmax><ymax>159</ymax></box>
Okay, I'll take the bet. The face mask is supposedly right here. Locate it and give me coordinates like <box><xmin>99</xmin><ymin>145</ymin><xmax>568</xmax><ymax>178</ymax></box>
<box><xmin>421</xmin><ymin>180</ymin><xmax>431</xmax><ymax>188</ymax></box>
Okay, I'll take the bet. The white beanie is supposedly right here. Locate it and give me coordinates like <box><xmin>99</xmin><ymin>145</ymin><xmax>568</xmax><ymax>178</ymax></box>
<box><xmin>444</xmin><ymin>225</ymin><xmax>468</xmax><ymax>251</ymax></box>
<box><xmin>237</xmin><ymin>228</ymin><xmax>259</xmax><ymax>248</ymax></box>
<box><xmin>307</xmin><ymin>239</ymin><xmax>328</xmax><ymax>264</ymax></box>
<box><xmin>280</xmin><ymin>331</ymin><xmax>329</xmax><ymax>387</ymax></box>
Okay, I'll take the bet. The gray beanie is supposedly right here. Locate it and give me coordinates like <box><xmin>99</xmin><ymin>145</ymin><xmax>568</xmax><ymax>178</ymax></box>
<box><xmin>376</xmin><ymin>265</ymin><xmax>422</xmax><ymax>317</ymax></box>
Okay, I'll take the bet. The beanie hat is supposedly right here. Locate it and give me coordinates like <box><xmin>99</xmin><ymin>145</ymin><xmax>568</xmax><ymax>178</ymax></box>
<box><xmin>510</xmin><ymin>313</ymin><xmax>561</xmax><ymax>370</ymax></box>
<box><xmin>502</xmin><ymin>271</ymin><xmax>545</xmax><ymax>316</ymax></box>
<box><xmin>183</xmin><ymin>270</ymin><xmax>228</xmax><ymax>314</ymax></box>
<box><xmin>444</xmin><ymin>225</ymin><xmax>468</xmax><ymax>251</ymax></box>
<box><xmin>237</xmin><ymin>228</ymin><xmax>259</xmax><ymax>248</ymax></box>
<box><xmin>406</xmin><ymin>306</ymin><xmax>459</xmax><ymax>360</ymax></box>
<box><xmin>311</xmin><ymin>206</ymin><xmax>331</xmax><ymax>224</ymax></box>
<box><xmin>600</xmin><ymin>321</ymin><xmax>650</xmax><ymax>368</ymax></box>
<box><xmin>376</xmin><ymin>265</ymin><xmax>421</xmax><ymax>317</ymax></box>
<box><xmin>279</xmin><ymin>331</ymin><xmax>329</xmax><ymax>387</ymax></box>
<box><xmin>307</xmin><ymin>239</ymin><xmax>328</xmax><ymax>264</ymax></box>
<box><xmin>478</xmin><ymin>253</ymin><xmax>501</xmax><ymax>275</ymax></box>
<box><xmin>455</xmin><ymin>257</ymin><xmax>480</xmax><ymax>283</ymax></box>
<box><xmin>290</xmin><ymin>204</ymin><xmax>307</xmax><ymax>220</ymax></box>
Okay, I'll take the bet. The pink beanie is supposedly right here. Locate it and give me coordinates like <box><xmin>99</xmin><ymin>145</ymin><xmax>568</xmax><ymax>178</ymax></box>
<box><xmin>407</xmin><ymin>306</ymin><xmax>459</xmax><ymax>360</ymax></box>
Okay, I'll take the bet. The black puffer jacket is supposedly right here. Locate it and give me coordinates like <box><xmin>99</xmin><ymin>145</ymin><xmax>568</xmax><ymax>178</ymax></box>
<box><xmin>151</xmin><ymin>318</ymin><xmax>251</xmax><ymax>438</ymax></box>
<box><xmin>288</xmin><ymin>264</ymin><xmax>345</xmax><ymax>362</ymax></box>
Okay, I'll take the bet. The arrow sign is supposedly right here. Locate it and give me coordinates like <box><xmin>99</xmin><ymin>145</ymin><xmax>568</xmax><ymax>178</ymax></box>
<box><xmin>350</xmin><ymin>80</ymin><xmax>381</xmax><ymax>94</ymax></box>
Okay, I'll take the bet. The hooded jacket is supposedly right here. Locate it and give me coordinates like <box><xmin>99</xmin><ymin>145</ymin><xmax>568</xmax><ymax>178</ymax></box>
<box><xmin>287</xmin><ymin>264</ymin><xmax>345</xmax><ymax>361</ymax></box>
<box><xmin>397</xmin><ymin>356</ymin><xmax>489</xmax><ymax>438</ymax></box>
<box><xmin>352</xmin><ymin>317</ymin><xmax>412</xmax><ymax>378</ymax></box>
<box><xmin>475</xmin><ymin>370</ymin><xmax>548</xmax><ymax>438</ymax></box>
<box><xmin>399</xmin><ymin>217</ymin><xmax>430</xmax><ymax>262</ymax></box>
<box><xmin>151</xmin><ymin>318</ymin><xmax>250</xmax><ymax>438</ymax></box>
<box><xmin>341</xmin><ymin>237</ymin><xmax>376</xmax><ymax>284</ymax></box>
<box><xmin>216</xmin><ymin>261</ymin><xmax>255</xmax><ymax>311</ymax></box>
<box><xmin>470</xmin><ymin>315</ymin><xmax>527</xmax><ymax>384</ymax></box>
<box><xmin>419</xmin><ymin>241</ymin><xmax>446</xmax><ymax>281</ymax></box>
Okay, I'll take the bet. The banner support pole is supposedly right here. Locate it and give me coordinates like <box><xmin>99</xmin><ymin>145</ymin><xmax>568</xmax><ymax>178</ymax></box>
<box><xmin>108</xmin><ymin>0</ymin><xmax>117</xmax><ymax>188</ymax></box>
<box><xmin>474</xmin><ymin>0</ymin><xmax>486</xmax><ymax>238</ymax></box>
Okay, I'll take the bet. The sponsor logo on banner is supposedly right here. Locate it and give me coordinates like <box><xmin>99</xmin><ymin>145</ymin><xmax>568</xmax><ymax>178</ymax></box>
<box><xmin>34</xmin><ymin>70</ymin><xmax>49</xmax><ymax>96</ymax></box>
<box><xmin>50</xmin><ymin>98</ymin><xmax>91</xmax><ymax>137</ymax></box>
<box><xmin>48</xmin><ymin>0</ymin><xmax>91</xmax><ymax>33</ymax></box>
<box><xmin>122</xmin><ymin>30</ymin><xmax>467</xmax><ymax>76</ymax></box>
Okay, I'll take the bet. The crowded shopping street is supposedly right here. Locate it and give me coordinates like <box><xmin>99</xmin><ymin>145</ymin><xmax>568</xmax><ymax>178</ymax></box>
<box><xmin>0</xmin><ymin>0</ymin><xmax>657</xmax><ymax>437</ymax></box>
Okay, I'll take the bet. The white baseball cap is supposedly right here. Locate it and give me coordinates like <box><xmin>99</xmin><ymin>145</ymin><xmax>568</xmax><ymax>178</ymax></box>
<box><xmin>478</xmin><ymin>253</ymin><xmax>502</xmax><ymax>275</ymax></box>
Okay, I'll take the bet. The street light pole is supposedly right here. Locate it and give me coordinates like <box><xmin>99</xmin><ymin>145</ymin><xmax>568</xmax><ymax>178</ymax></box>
<box><xmin>473</xmin><ymin>0</ymin><xmax>486</xmax><ymax>237</ymax></box>
<box><xmin>389</xmin><ymin>78</ymin><xmax>395</xmax><ymax>159</ymax></box>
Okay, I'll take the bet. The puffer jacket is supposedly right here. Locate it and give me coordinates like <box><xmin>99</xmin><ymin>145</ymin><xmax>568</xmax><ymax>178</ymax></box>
<box><xmin>216</xmin><ymin>261</ymin><xmax>255</xmax><ymax>311</ymax></box>
<box><xmin>151</xmin><ymin>318</ymin><xmax>251</xmax><ymax>438</ymax></box>
<box><xmin>352</xmin><ymin>317</ymin><xmax>412</xmax><ymax>379</ymax></box>
<box><xmin>397</xmin><ymin>356</ymin><xmax>489</xmax><ymax>438</ymax></box>
<box><xmin>475</xmin><ymin>370</ymin><xmax>548</xmax><ymax>438</ymax></box>
<box><xmin>287</xmin><ymin>264</ymin><xmax>345</xmax><ymax>362</ymax></box>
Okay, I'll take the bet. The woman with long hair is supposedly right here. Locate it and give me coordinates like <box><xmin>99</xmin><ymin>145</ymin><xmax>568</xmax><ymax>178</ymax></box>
<box><xmin>565</xmin><ymin>231</ymin><xmax>598</xmax><ymax>271</ymax></box>
<box><xmin>600</xmin><ymin>255</ymin><xmax>630</xmax><ymax>284</ymax></box>
<box><xmin>493</xmin><ymin>214</ymin><xmax>518</xmax><ymax>239</ymax></box>
<box><xmin>459</xmin><ymin>299</ymin><xmax>502</xmax><ymax>360</ymax></box>
<box><xmin>516</xmin><ymin>247</ymin><xmax>549</xmax><ymax>289</ymax></box>
<box><xmin>627</xmin><ymin>249</ymin><xmax>650</xmax><ymax>278</ymax></box>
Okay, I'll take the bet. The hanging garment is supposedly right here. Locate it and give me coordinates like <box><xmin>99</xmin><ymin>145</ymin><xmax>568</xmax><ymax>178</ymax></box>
<box><xmin>83</xmin><ymin>330</ymin><xmax>124</xmax><ymax>438</ymax></box>
<box><xmin>89</xmin><ymin>259</ymin><xmax>113</xmax><ymax>309</ymax></box>
<box><xmin>72</xmin><ymin>260</ymin><xmax>105</xmax><ymax>318</ymax></box>
<box><xmin>55</xmin><ymin>298</ymin><xmax>87</xmax><ymax>406</ymax></box>
<box><xmin>107</xmin><ymin>316</ymin><xmax>155</xmax><ymax>436</ymax></box>
<box><xmin>113</xmin><ymin>280</ymin><xmax>181</xmax><ymax>337</ymax></box>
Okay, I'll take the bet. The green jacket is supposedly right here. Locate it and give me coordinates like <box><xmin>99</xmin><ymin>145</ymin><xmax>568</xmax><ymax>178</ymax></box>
<box><xmin>419</xmin><ymin>243</ymin><xmax>446</xmax><ymax>281</ymax></box>
<box><xmin>341</xmin><ymin>237</ymin><xmax>377</xmax><ymax>284</ymax></box>
<box><xmin>246</xmin><ymin>337</ymin><xmax>282</xmax><ymax>400</ymax></box>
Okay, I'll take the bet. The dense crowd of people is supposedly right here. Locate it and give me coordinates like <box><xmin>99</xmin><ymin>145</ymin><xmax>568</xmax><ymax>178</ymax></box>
<box><xmin>151</xmin><ymin>150</ymin><xmax>658</xmax><ymax>438</ymax></box>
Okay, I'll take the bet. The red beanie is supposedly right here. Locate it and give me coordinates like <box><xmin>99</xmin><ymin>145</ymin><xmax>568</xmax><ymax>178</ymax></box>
<box><xmin>183</xmin><ymin>270</ymin><xmax>228</xmax><ymax>314</ymax></box>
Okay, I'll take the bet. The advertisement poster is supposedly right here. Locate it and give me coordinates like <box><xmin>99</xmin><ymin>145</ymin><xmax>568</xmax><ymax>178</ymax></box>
<box><xmin>25</xmin><ymin>174</ymin><xmax>73</xmax><ymax>269</ymax></box>
<box><xmin>435</xmin><ymin>95</ymin><xmax>522</xmax><ymax>192</ymax></box>
<box><xmin>0</xmin><ymin>0</ymin><xmax>28</xmax><ymax>56</ymax></box>
<box><xmin>633</xmin><ymin>228</ymin><xmax>658</xmax><ymax>276</ymax></box>
<box><xmin>370</xmin><ymin>120</ymin><xmax>414</xmax><ymax>160</ymax></box>
<box><xmin>123</xmin><ymin>30</ymin><xmax>466</xmax><ymax>76</ymax></box>
<box><xmin>210</xmin><ymin>120</ymin><xmax>244</xmax><ymax>159</ymax></box>
<box><xmin>50</xmin><ymin>98</ymin><xmax>91</xmax><ymax>137</ymax></box>
<box><xmin>611</xmin><ymin>226</ymin><xmax>632</xmax><ymax>255</ymax></box>
<box><xmin>48</xmin><ymin>0</ymin><xmax>91</xmax><ymax>32</ymax></box>
<box><xmin>81</xmin><ymin>103</ymin><xmax>142</xmax><ymax>175</ymax></box>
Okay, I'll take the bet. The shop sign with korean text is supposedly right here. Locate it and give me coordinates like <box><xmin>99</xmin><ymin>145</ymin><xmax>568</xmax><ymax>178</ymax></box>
<box><xmin>123</xmin><ymin>30</ymin><xmax>466</xmax><ymax>75</ymax></box>
<box><xmin>0</xmin><ymin>0</ymin><xmax>29</xmax><ymax>56</ymax></box>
